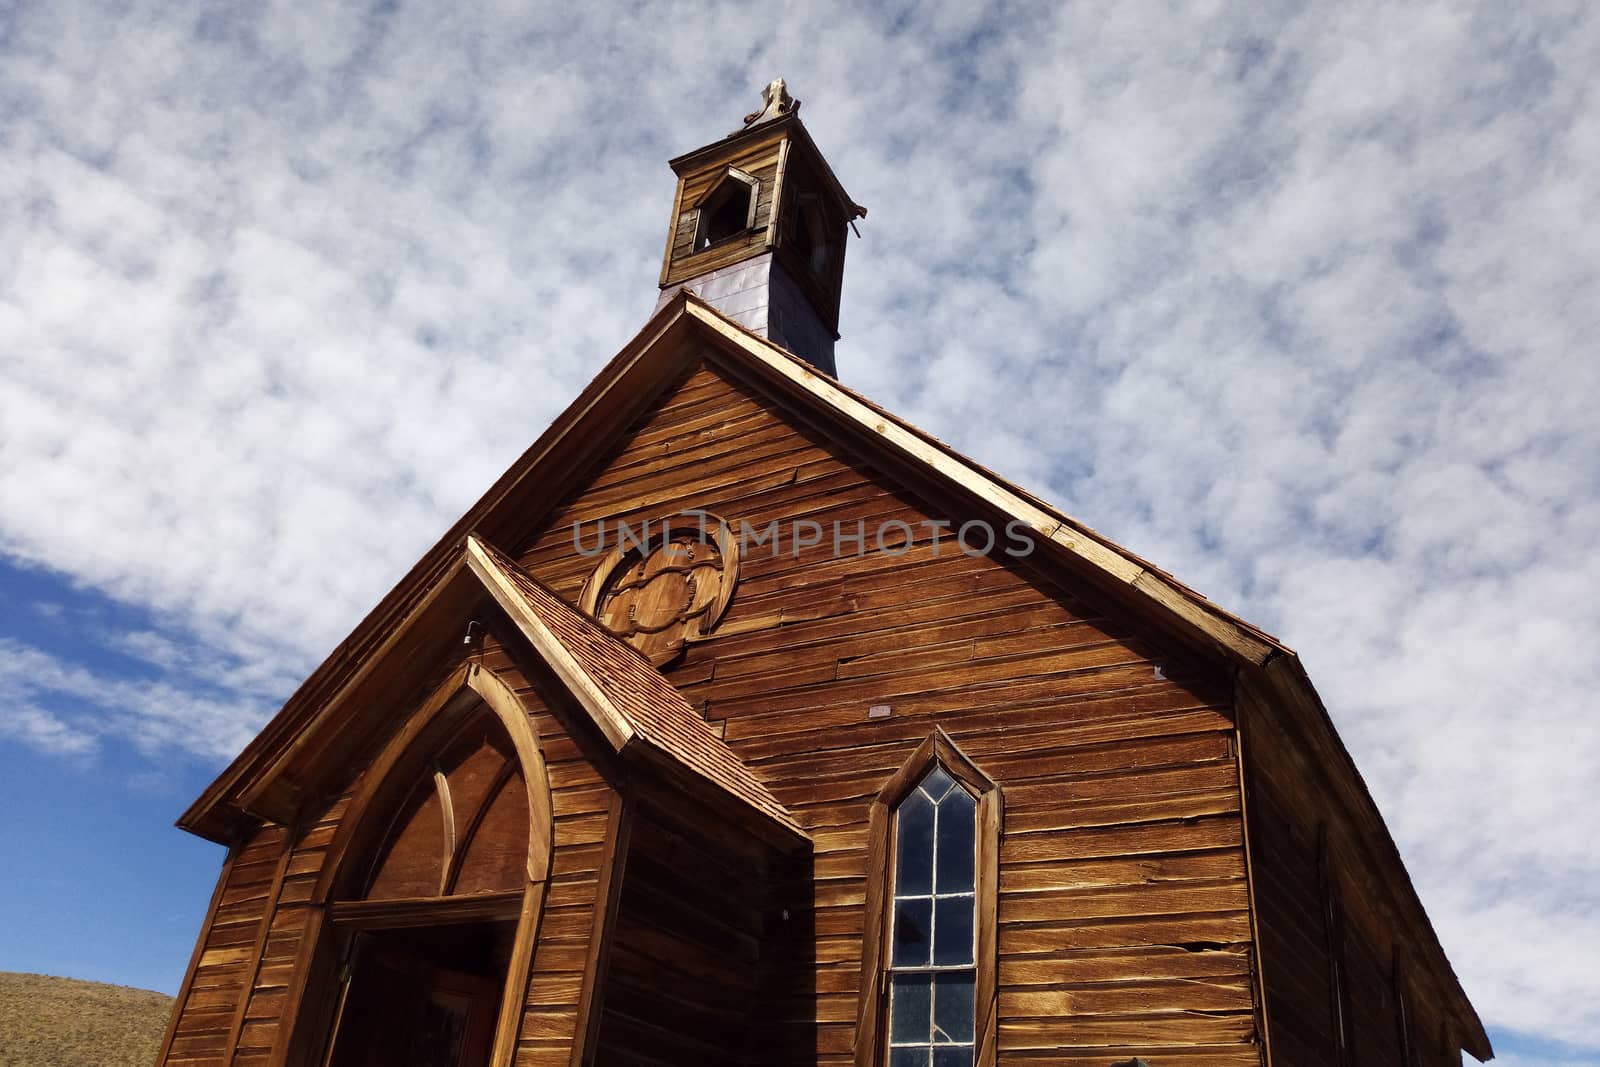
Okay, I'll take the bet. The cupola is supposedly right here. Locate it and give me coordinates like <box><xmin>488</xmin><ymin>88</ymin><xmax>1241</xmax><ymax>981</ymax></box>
<box><xmin>655</xmin><ymin>78</ymin><xmax>865</xmax><ymax>376</ymax></box>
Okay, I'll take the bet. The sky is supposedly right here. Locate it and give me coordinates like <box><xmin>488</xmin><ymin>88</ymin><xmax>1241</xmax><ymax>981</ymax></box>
<box><xmin>0</xmin><ymin>0</ymin><xmax>1596</xmax><ymax>1062</ymax></box>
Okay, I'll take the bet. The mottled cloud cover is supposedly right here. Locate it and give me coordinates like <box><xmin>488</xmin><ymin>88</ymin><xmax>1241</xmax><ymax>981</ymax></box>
<box><xmin>2</xmin><ymin>0</ymin><xmax>1596</xmax><ymax>1057</ymax></box>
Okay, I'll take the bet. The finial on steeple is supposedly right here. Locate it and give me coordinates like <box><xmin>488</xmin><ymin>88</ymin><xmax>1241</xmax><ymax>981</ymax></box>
<box><xmin>742</xmin><ymin>77</ymin><xmax>800</xmax><ymax>129</ymax></box>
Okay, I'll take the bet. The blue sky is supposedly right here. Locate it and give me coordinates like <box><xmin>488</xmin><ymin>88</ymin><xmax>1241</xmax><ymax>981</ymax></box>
<box><xmin>2</xmin><ymin>1</ymin><xmax>1598</xmax><ymax>1063</ymax></box>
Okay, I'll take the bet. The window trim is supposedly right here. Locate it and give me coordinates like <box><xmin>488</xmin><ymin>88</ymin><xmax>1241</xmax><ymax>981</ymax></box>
<box><xmin>856</xmin><ymin>728</ymin><xmax>1002</xmax><ymax>1067</ymax></box>
<box><xmin>692</xmin><ymin>167</ymin><xmax>761</xmax><ymax>252</ymax></box>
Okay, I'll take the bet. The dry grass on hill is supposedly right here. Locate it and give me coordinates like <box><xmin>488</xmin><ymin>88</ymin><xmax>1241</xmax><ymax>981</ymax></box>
<box><xmin>0</xmin><ymin>971</ymin><xmax>173</xmax><ymax>1067</ymax></box>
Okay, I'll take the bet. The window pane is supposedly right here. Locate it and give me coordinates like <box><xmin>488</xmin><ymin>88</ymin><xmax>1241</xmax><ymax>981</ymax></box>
<box><xmin>933</xmin><ymin>895</ymin><xmax>974</xmax><ymax>966</ymax></box>
<box><xmin>922</xmin><ymin>766</ymin><xmax>957</xmax><ymax>801</ymax></box>
<box><xmin>890</xmin><ymin>1049</ymin><xmax>929</xmax><ymax>1067</ymax></box>
<box><xmin>894</xmin><ymin>789</ymin><xmax>935</xmax><ymax>896</ymax></box>
<box><xmin>933</xmin><ymin>971</ymin><xmax>975</xmax><ymax>1044</ymax></box>
<box><xmin>935</xmin><ymin>787</ymin><xmax>975</xmax><ymax>893</ymax></box>
<box><xmin>889</xmin><ymin>973</ymin><xmax>932</xmax><ymax>1044</ymax></box>
<box><xmin>892</xmin><ymin>897</ymin><xmax>933</xmax><ymax>967</ymax></box>
<box><xmin>932</xmin><ymin>1046</ymin><xmax>973</xmax><ymax>1067</ymax></box>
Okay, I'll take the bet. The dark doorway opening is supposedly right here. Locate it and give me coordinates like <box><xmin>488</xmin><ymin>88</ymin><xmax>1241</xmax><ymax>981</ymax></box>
<box><xmin>325</xmin><ymin>920</ymin><xmax>513</xmax><ymax>1067</ymax></box>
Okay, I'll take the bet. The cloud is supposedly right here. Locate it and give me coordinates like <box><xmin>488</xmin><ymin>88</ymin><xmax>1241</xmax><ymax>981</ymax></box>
<box><xmin>1</xmin><ymin>0</ymin><xmax>1597</xmax><ymax>1051</ymax></box>
<box><xmin>0</xmin><ymin>704</ymin><xmax>98</xmax><ymax>758</ymax></box>
<box><xmin>1495</xmin><ymin>1054</ymin><xmax>1600</xmax><ymax>1067</ymax></box>
<box><xmin>0</xmin><ymin>634</ymin><xmax>266</xmax><ymax>760</ymax></box>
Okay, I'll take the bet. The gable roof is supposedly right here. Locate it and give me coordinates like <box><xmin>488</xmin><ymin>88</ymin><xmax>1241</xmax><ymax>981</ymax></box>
<box><xmin>462</xmin><ymin>536</ymin><xmax>803</xmax><ymax>840</ymax></box>
<box><xmin>186</xmin><ymin>289</ymin><xmax>1285</xmax><ymax>836</ymax></box>
<box><xmin>222</xmin><ymin>529</ymin><xmax>803</xmax><ymax>848</ymax></box>
<box><xmin>178</xmin><ymin>288</ymin><xmax>1486</xmax><ymax>1057</ymax></box>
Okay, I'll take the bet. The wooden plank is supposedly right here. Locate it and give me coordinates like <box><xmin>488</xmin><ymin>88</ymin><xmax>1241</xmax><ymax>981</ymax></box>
<box><xmin>568</xmin><ymin>789</ymin><xmax>631</xmax><ymax>1066</ymax></box>
<box><xmin>492</xmin><ymin>881</ymin><xmax>550</xmax><ymax>1067</ymax></box>
<box><xmin>1240</xmin><ymin>661</ymin><xmax>1487</xmax><ymax>1059</ymax></box>
<box><xmin>766</xmin><ymin>137</ymin><xmax>791</xmax><ymax>249</ymax></box>
<box><xmin>1001</xmin><ymin>945</ymin><xmax>1252</xmax><ymax>985</ymax></box>
<box><xmin>659</xmin><ymin>175</ymin><xmax>686</xmax><ymax>287</ymax></box>
<box><xmin>1235</xmin><ymin>723</ymin><xmax>1276</xmax><ymax>1067</ymax></box>
<box><xmin>851</xmin><ymin>799</ymin><xmax>888</xmax><ymax>1067</ymax></box>
<box><xmin>1000</xmin><ymin>976</ymin><xmax>1253</xmax><ymax>1017</ymax></box>
<box><xmin>325</xmin><ymin>890</ymin><xmax>518</xmax><ymax>929</ymax></box>
<box><xmin>976</xmin><ymin>783</ymin><xmax>1002</xmax><ymax>1067</ymax></box>
<box><xmin>1000</xmin><ymin>1012</ymin><xmax>1256</xmax><ymax>1049</ymax></box>
<box><xmin>156</xmin><ymin>844</ymin><xmax>240</xmax><ymax>1067</ymax></box>
<box><xmin>220</xmin><ymin>826</ymin><xmax>296</xmax><ymax>1062</ymax></box>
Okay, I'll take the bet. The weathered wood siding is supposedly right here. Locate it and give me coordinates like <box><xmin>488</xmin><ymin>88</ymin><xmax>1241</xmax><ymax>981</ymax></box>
<box><xmin>513</xmin><ymin>358</ymin><xmax>1264</xmax><ymax>1066</ymax></box>
<box><xmin>480</xmin><ymin>641</ymin><xmax>620</xmax><ymax>1067</ymax></box>
<box><xmin>1242</xmin><ymin>686</ymin><xmax>1462</xmax><ymax>1067</ymax></box>
<box><xmin>231</xmin><ymin>793</ymin><xmax>346</xmax><ymax>1066</ymax></box>
<box><xmin>160</xmin><ymin>826</ymin><xmax>286</xmax><ymax>1066</ymax></box>
<box><xmin>158</xmin><ymin>641</ymin><xmax>622</xmax><ymax>1067</ymax></box>
<box><xmin>1244</xmin><ymin>770</ymin><xmax>1338</xmax><ymax>1066</ymax></box>
<box><xmin>591</xmin><ymin>795</ymin><xmax>786</xmax><ymax>1066</ymax></box>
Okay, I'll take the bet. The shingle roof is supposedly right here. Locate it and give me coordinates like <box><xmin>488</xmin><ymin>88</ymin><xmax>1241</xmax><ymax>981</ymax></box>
<box><xmin>463</xmin><ymin>534</ymin><xmax>805</xmax><ymax>840</ymax></box>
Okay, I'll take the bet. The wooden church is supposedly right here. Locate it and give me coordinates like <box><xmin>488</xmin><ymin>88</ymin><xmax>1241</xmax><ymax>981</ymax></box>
<box><xmin>157</xmin><ymin>82</ymin><xmax>1492</xmax><ymax>1067</ymax></box>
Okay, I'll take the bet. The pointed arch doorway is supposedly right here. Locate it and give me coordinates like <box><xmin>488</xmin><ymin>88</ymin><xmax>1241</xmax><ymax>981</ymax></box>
<box><xmin>300</xmin><ymin>663</ymin><xmax>554</xmax><ymax>1067</ymax></box>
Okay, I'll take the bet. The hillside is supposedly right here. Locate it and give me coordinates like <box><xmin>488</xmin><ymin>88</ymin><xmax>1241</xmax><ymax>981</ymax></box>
<box><xmin>0</xmin><ymin>972</ymin><xmax>173</xmax><ymax>1067</ymax></box>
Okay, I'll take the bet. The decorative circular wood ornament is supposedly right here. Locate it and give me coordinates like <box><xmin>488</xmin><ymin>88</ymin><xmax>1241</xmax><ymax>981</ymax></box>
<box><xmin>577</xmin><ymin>513</ymin><xmax>740</xmax><ymax>666</ymax></box>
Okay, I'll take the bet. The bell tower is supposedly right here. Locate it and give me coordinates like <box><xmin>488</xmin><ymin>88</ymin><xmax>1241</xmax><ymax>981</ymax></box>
<box><xmin>656</xmin><ymin>79</ymin><xmax>865</xmax><ymax>377</ymax></box>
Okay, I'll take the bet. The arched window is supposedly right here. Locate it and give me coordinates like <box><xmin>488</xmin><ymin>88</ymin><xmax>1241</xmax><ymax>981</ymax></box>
<box><xmin>888</xmin><ymin>766</ymin><xmax>977</xmax><ymax>1065</ymax></box>
<box><xmin>359</xmin><ymin>708</ymin><xmax>530</xmax><ymax>901</ymax></box>
<box><xmin>694</xmin><ymin>169</ymin><xmax>759</xmax><ymax>251</ymax></box>
<box><xmin>858</xmin><ymin>730</ymin><xmax>1001</xmax><ymax>1067</ymax></box>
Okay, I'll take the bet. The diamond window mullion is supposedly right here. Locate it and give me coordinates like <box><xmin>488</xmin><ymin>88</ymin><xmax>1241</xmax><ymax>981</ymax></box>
<box><xmin>887</xmin><ymin>766</ymin><xmax>977</xmax><ymax>1067</ymax></box>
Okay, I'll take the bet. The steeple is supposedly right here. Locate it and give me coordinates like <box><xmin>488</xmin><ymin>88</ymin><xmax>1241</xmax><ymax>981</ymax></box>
<box><xmin>655</xmin><ymin>79</ymin><xmax>865</xmax><ymax>377</ymax></box>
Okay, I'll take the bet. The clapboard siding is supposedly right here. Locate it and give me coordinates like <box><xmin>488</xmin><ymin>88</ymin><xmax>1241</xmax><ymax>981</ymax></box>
<box><xmin>1246</xmin><ymin>739</ymin><xmax>1442</xmax><ymax>1067</ymax></box>
<box><xmin>591</xmin><ymin>795</ymin><xmax>781</xmax><ymax>1066</ymax></box>
<box><xmin>220</xmin><ymin>791</ymin><xmax>347</xmax><ymax>1064</ymax></box>
<box><xmin>159</xmin><ymin>825</ymin><xmax>288</xmax><ymax>1066</ymax></box>
<box><xmin>161</xmin><ymin>645</ymin><xmax>620</xmax><ymax>1067</ymax></box>
<box><xmin>512</xmin><ymin>359</ymin><xmax>1265</xmax><ymax>1065</ymax></box>
<box><xmin>1344</xmin><ymin>919</ymin><xmax>1406</xmax><ymax>1067</ymax></box>
<box><xmin>1245</xmin><ymin>766</ymin><xmax>1338</xmax><ymax>1067</ymax></box>
<box><xmin>1236</xmin><ymin>660</ymin><xmax>1479</xmax><ymax>1064</ymax></box>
